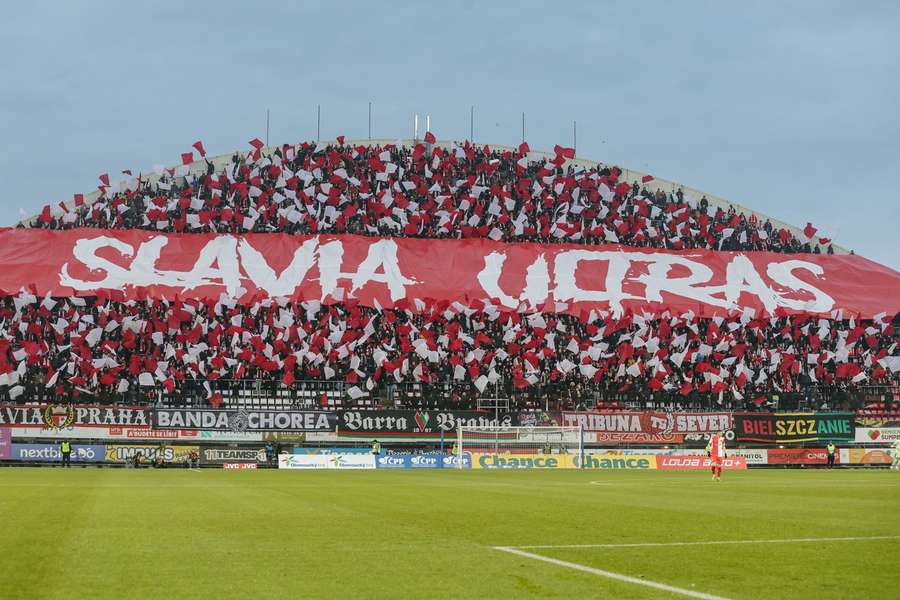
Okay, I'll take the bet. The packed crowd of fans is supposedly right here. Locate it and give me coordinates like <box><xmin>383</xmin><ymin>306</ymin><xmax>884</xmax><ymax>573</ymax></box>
<box><xmin>28</xmin><ymin>138</ymin><xmax>834</xmax><ymax>254</ymax></box>
<box><xmin>5</xmin><ymin>137</ymin><xmax>894</xmax><ymax>410</ymax></box>
<box><xmin>0</xmin><ymin>290</ymin><xmax>896</xmax><ymax>409</ymax></box>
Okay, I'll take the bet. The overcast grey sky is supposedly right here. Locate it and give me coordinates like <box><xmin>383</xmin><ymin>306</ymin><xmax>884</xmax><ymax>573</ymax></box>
<box><xmin>1</xmin><ymin>1</ymin><xmax>897</xmax><ymax>268</ymax></box>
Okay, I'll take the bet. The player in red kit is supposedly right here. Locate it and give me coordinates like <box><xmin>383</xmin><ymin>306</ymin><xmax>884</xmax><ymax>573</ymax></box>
<box><xmin>706</xmin><ymin>432</ymin><xmax>726</xmax><ymax>481</ymax></box>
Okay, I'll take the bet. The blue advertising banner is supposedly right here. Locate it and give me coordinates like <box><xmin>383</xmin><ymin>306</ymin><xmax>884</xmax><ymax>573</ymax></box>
<box><xmin>374</xmin><ymin>452</ymin><xmax>450</xmax><ymax>469</ymax></box>
<box><xmin>9</xmin><ymin>443</ymin><xmax>106</xmax><ymax>462</ymax></box>
<box><xmin>408</xmin><ymin>453</ymin><xmax>444</xmax><ymax>469</ymax></box>
<box><xmin>375</xmin><ymin>454</ymin><xmax>410</xmax><ymax>469</ymax></box>
<box><xmin>442</xmin><ymin>454</ymin><xmax>471</xmax><ymax>469</ymax></box>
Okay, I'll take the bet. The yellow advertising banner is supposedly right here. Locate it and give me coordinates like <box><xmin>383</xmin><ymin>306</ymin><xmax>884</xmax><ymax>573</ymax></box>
<box><xmin>470</xmin><ymin>453</ymin><xmax>580</xmax><ymax>469</ymax></box>
<box><xmin>105</xmin><ymin>444</ymin><xmax>198</xmax><ymax>464</ymax></box>
<box><xmin>840</xmin><ymin>448</ymin><xmax>892</xmax><ymax>465</ymax></box>
<box><xmin>577</xmin><ymin>454</ymin><xmax>659</xmax><ymax>469</ymax></box>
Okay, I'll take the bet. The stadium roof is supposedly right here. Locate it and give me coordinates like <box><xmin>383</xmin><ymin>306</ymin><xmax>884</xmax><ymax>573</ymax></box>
<box><xmin>21</xmin><ymin>139</ymin><xmax>849</xmax><ymax>255</ymax></box>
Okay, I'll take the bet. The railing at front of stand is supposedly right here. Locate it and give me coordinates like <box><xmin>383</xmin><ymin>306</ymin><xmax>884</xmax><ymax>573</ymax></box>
<box><xmin>2</xmin><ymin>376</ymin><xmax>895</xmax><ymax>412</ymax></box>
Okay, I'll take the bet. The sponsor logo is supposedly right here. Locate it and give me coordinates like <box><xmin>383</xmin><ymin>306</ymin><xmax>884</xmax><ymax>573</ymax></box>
<box><xmin>767</xmin><ymin>448</ymin><xmax>828</xmax><ymax>465</ymax></box>
<box><xmin>376</xmin><ymin>455</ymin><xmax>408</xmax><ymax>468</ymax></box>
<box><xmin>223</xmin><ymin>463</ymin><xmax>257</xmax><ymax>469</ymax></box>
<box><xmin>410</xmin><ymin>454</ymin><xmax>440</xmax><ymax>467</ymax></box>
<box><xmin>855</xmin><ymin>428</ymin><xmax>900</xmax><ymax>443</ymax></box>
<box><xmin>577</xmin><ymin>454</ymin><xmax>657</xmax><ymax>469</ymax></box>
<box><xmin>202</xmin><ymin>448</ymin><xmax>266</xmax><ymax>463</ymax></box>
<box><xmin>442</xmin><ymin>454</ymin><xmax>471</xmax><ymax>468</ymax></box>
<box><xmin>8</xmin><ymin>443</ymin><xmax>105</xmax><ymax>462</ymax></box>
<box><xmin>472</xmin><ymin>453</ymin><xmax>578</xmax><ymax>469</ymax></box>
<box><xmin>104</xmin><ymin>445</ymin><xmax>198</xmax><ymax>463</ymax></box>
<box><xmin>657</xmin><ymin>456</ymin><xmax>748</xmax><ymax>470</ymax></box>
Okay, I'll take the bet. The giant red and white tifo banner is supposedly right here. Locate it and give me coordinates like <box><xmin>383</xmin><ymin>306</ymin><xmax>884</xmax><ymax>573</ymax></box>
<box><xmin>1</xmin><ymin>228</ymin><xmax>898</xmax><ymax>317</ymax></box>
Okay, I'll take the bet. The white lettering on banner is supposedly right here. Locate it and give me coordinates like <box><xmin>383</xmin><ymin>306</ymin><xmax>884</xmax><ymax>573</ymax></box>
<box><xmin>58</xmin><ymin>234</ymin><xmax>836</xmax><ymax>314</ymax></box>
<box><xmin>673</xmin><ymin>414</ymin><xmax>731</xmax><ymax>433</ymax></box>
<box><xmin>476</xmin><ymin>251</ymin><xmax>549</xmax><ymax>309</ymax></box>
<box><xmin>61</xmin><ymin>235</ymin><xmax>419</xmax><ymax>301</ymax></box>
<box><xmin>482</xmin><ymin>249</ymin><xmax>833</xmax><ymax>316</ymax></box>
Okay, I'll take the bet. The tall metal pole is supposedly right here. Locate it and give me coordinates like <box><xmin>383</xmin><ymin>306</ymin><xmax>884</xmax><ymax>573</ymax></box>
<box><xmin>266</xmin><ymin>109</ymin><xmax>270</xmax><ymax>147</ymax></box>
<box><xmin>317</xmin><ymin>104</ymin><xmax>321</xmax><ymax>141</ymax></box>
<box><xmin>573</xmin><ymin>120</ymin><xmax>577</xmax><ymax>155</ymax></box>
<box><xmin>368</xmin><ymin>102</ymin><xmax>372</xmax><ymax>140</ymax></box>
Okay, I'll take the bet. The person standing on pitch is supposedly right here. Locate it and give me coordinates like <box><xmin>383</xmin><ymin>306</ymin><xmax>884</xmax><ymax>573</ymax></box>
<box><xmin>371</xmin><ymin>439</ymin><xmax>381</xmax><ymax>456</ymax></box>
<box><xmin>59</xmin><ymin>439</ymin><xmax>72</xmax><ymax>468</ymax></box>
<box><xmin>706</xmin><ymin>432</ymin><xmax>726</xmax><ymax>481</ymax></box>
<box><xmin>826</xmin><ymin>442</ymin><xmax>836</xmax><ymax>469</ymax></box>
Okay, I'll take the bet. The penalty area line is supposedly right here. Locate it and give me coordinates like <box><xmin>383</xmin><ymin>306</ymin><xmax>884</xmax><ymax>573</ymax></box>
<box><xmin>511</xmin><ymin>534</ymin><xmax>900</xmax><ymax>550</ymax></box>
<box><xmin>493</xmin><ymin>546</ymin><xmax>728</xmax><ymax>600</ymax></box>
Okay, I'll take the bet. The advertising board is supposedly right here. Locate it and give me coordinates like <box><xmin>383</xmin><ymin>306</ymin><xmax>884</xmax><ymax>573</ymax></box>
<box><xmin>470</xmin><ymin>453</ymin><xmax>579</xmax><ymax>469</ymax></box>
<box><xmin>9</xmin><ymin>425</ymin><xmax>265</xmax><ymax>442</ymax></box>
<box><xmin>656</xmin><ymin>456</ymin><xmax>748</xmax><ymax>470</ymax></box>
<box><xmin>200</xmin><ymin>447</ymin><xmax>265</xmax><ymax>464</ymax></box>
<box><xmin>577</xmin><ymin>454</ymin><xmax>658</xmax><ymax>469</ymax></box>
<box><xmin>277</xmin><ymin>453</ymin><xmax>376</xmax><ymax>469</ymax></box>
<box><xmin>104</xmin><ymin>444</ymin><xmax>198</xmax><ymax>464</ymax></box>
<box><xmin>766</xmin><ymin>447</ymin><xmax>828</xmax><ymax>465</ymax></box>
<box><xmin>840</xmin><ymin>448</ymin><xmax>893</xmax><ymax>465</ymax></box>
<box><xmin>7</xmin><ymin>443</ymin><xmax>106</xmax><ymax>463</ymax></box>
<box><xmin>854</xmin><ymin>428</ymin><xmax>900</xmax><ymax>443</ymax></box>
<box><xmin>374</xmin><ymin>453</ymin><xmax>445</xmax><ymax>469</ymax></box>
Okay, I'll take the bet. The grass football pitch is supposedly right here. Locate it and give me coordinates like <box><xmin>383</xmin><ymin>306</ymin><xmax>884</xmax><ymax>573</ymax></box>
<box><xmin>1</xmin><ymin>467</ymin><xmax>898</xmax><ymax>599</ymax></box>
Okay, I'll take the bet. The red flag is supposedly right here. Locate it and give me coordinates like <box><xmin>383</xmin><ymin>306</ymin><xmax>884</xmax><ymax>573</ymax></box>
<box><xmin>39</xmin><ymin>205</ymin><xmax>52</xmax><ymax>224</ymax></box>
<box><xmin>249</xmin><ymin>138</ymin><xmax>264</xmax><ymax>150</ymax></box>
<box><xmin>424</xmin><ymin>131</ymin><xmax>436</xmax><ymax>144</ymax></box>
<box><xmin>192</xmin><ymin>141</ymin><xmax>206</xmax><ymax>157</ymax></box>
<box><xmin>336</xmin><ymin>135</ymin><xmax>345</xmax><ymax>145</ymax></box>
<box><xmin>518</xmin><ymin>142</ymin><xmax>530</xmax><ymax>154</ymax></box>
<box><xmin>553</xmin><ymin>144</ymin><xmax>576</xmax><ymax>159</ymax></box>
<box><xmin>641</xmin><ymin>175</ymin><xmax>654</xmax><ymax>183</ymax></box>
<box><xmin>819</xmin><ymin>237</ymin><xmax>831</xmax><ymax>245</ymax></box>
<box><xmin>73</xmin><ymin>193</ymin><xmax>84</xmax><ymax>207</ymax></box>
<box><xmin>803</xmin><ymin>222</ymin><xmax>817</xmax><ymax>238</ymax></box>
<box><xmin>181</xmin><ymin>152</ymin><xmax>194</xmax><ymax>165</ymax></box>
<box><xmin>58</xmin><ymin>201</ymin><xmax>69</xmax><ymax>214</ymax></box>
<box><xmin>98</xmin><ymin>173</ymin><xmax>110</xmax><ymax>186</ymax></box>
<box><xmin>209</xmin><ymin>393</ymin><xmax>223</xmax><ymax>408</ymax></box>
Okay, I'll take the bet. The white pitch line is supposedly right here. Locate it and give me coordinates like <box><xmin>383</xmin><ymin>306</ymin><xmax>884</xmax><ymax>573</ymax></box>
<box><xmin>494</xmin><ymin>546</ymin><xmax>728</xmax><ymax>600</ymax></box>
<box><xmin>511</xmin><ymin>535</ymin><xmax>900</xmax><ymax>550</ymax></box>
